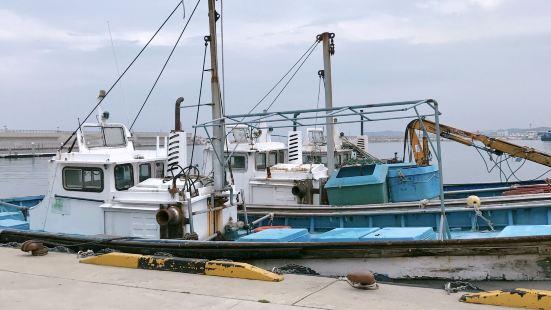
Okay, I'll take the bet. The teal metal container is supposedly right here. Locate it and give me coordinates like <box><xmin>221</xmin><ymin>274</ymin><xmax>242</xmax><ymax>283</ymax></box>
<box><xmin>386</xmin><ymin>164</ymin><xmax>440</xmax><ymax>202</ymax></box>
<box><xmin>0</xmin><ymin>219</ymin><xmax>29</xmax><ymax>230</ymax></box>
<box><xmin>360</xmin><ymin>227</ymin><xmax>436</xmax><ymax>241</ymax></box>
<box><xmin>497</xmin><ymin>225</ymin><xmax>551</xmax><ymax>237</ymax></box>
<box><xmin>0</xmin><ymin>211</ymin><xmax>25</xmax><ymax>221</ymax></box>
<box><xmin>325</xmin><ymin>164</ymin><xmax>389</xmax><ymax>205</ymax></box>
<box><xmin>311</xmin><ymin>228</ymin><xmax>380</xmax><ymax>242</ymax></box>
<box><xmin>238</xmin><ymin>228</ymin><xmax>310</xmax><ymax>242</ymax></box>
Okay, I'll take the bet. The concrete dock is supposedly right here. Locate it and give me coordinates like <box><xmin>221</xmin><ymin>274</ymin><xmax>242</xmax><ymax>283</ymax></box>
<box><xmin>0</xmin><ymin>247</ymin><xmax>515</xmax><ymax>310</ymax></box>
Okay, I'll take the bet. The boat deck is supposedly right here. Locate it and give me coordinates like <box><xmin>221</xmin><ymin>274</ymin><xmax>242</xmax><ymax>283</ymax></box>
<box><xmin>0</xmin><ymin>247</ymin><xmax>526</xmax><ymax>310</ymax></box>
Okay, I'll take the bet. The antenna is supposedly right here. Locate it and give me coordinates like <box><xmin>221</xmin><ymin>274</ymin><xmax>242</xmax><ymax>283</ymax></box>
<box><xmin>106</xmin><ymin>21</ymin><xmax>128</xmax><ymax>124</ymax></box>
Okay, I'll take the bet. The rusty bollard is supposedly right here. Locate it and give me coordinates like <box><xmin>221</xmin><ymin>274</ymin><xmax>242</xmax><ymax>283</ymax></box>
<box><xmin>346</xmin><ymin>271</ymin><xmax>378</xmax><ymax>290</ymax></box>
<box><xmin>21</xmin><ymin>240</ymin><xmax>48</xmax><ymax>256</ymax></box>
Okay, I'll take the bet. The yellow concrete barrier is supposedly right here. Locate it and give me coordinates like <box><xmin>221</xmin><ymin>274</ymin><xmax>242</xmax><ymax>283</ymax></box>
<box><xmin>80</xmin><ymin>253</ymin><xmax>206</xmax><ymax>274</ymax></box>
<box><xmin>460</xmin><ymin>288</ymin><xmax>551</xmax><ymax>309</ymax></box>
<box><xmin>80</xmin><ymin>252</ymin><xmax>142</xmax><ymax>268</ymax></box>
<box><xmin>80</xmin><ymin>253</ymin><xmax>283</xmax><ymax>282</ymax></box>
<box><xmin>205</xmin><ymin>260</ymin><xmax>284</xmax><ymax>282</ymax></box>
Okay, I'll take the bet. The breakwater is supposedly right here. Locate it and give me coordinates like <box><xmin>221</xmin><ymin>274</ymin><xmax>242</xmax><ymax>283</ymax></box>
<box><xmin>0</xmin><ymin>130</ymin><xmax>203</xmax><ymax>158</ymax></box>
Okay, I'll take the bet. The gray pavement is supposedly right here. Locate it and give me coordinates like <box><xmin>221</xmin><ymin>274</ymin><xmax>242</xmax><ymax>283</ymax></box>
<box><xmin>0</xmin><ymin>247</ymin><xmax>513</xmax><ymax>310</ymax></box>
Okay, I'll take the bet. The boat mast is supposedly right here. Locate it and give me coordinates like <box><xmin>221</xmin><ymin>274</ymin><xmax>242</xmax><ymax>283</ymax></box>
<box><xmin>207</xmin><ymin>0</ymin><xmax>225</xmax><ymax>192</ymax></box>
<box><xmin>433</xmin><ymin>101</ymin><xmax>451</xmax><ymax>240</ymax></box>
<box><xmin>320</xmin><ymin>32</ymin><xmax>336</xmax><ymax>175</ymax></box>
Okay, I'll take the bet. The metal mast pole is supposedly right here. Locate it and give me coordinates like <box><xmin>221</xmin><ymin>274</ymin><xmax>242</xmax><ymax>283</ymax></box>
<box><xmin>208</xmin><ymin>0</ymin><xmax>225</xmax><ymax>192</ymax></box>
<box><xmin>433</xmin><ymin>100</ymin><xmax>450</xmax><ymax>240</ymax></box>
<box><xmin>320</xmin><ymin>32</ymin><xmax>336</xmax><ymax>175</ymax></box>
<box><xmin>360</xmin><ymin>109</ymin><xmax>364</xmax><ymax>135</ymax></box>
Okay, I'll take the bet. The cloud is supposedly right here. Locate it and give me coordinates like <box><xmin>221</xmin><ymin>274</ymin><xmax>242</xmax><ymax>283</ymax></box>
<box><xmin>417</xmin><ymin>0</ymin><xmax>505</xmax><ymax>14</ymax></box>
<box><xmin>2</xmin><ymin>0</ymin><xmax>549</xmax><ymax>53</ymax></box>
<box><xmin>219</xmin><ymin>0</ymin><xmax>551</xmax><ymax>47</ymax></box>
<box><xmin>0</xmin><ymin>9</ymin><xmax>194</xmax><ymax>51</ymax></box>
<box><xmin>0</xmin><ymin>9</ymin><xmax>108</xmax><ymax>50</ymax></box>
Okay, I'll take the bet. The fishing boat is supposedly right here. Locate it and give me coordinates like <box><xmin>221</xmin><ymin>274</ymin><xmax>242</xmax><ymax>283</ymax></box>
<box><xmin>542</xmin><ymin>130</ymin><xmax>551</xmax><ymax>141</ymax></box>
<box><xmin>1</xmin><ymin>0</ymin><xmax>551</xmax><ymax>281</ymax></box>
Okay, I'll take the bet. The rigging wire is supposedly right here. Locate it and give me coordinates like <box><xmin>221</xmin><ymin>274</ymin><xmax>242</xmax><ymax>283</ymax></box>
<box><xmin>473</xmin><ymin>145</ymin><xmax>510</xmax><ymax>175</ymax></box>
<box><xmin>264</xmin><ymin>41</ymin><xmax>320</xmax><ymax>112</ymax></box>
<box><xmin>245</xmin><ymin>40</ymin><xmax>319</xmax><ymax>116</ymax></box>
<box><xmin>407</xmin><ymin>134</ymin><xmax>548</xmax><ymax>183</ymax></box>
<box><xmin>474</xmin><ymin>147</ymin><xmax>521</xmax><ymax>182</ymax></box>
<box><xmin>531</xmin><ymin>168</ymin><xmax>551</xmax><ymax>180</ymax></box>
<box><xmin>469</xmin><ymin>141</ymin><xmax>551</xmax><ymax>183</ymax></box>
<box><xmin>314</xmin><ymin>72</ymin><xmax>324</xmax><ymax>130</ymax></box>
<box><xmin>473</xmin><ymin>146</ymin><xmax>492</xmax><ymax>174</ymax></box>
<box><xmin>129</xmin><ymin>0</ymin><xmax>202</xmax><ymax>130</ymax></box>
<box><xmin>182</xmin><ymin>0</ymin><xmax>186</xmax><ymax>19</ymax></box>
<box><xmin>189</xmin><ymin>40</ymin><xmax>209</xmax><ymax>166</ymax></box>
<box><xmin>59</xmin><ymin>0</ymin><xmax>185</xmax><ymax>150</ymax></box>
<box><xmin>106</xmin><ymin>21</ymin><xmax>128</xmax><ymax>124</ymax></box>
<box><xmin>308</xmin><ymin>72</ymin><xmax>324</xmax><ymax>164</ymax></box>
<box><xmin>505</xmin><ymin>157</ymin><xmax>526</xmax><ymax>182</ymax></box>
<box><xmin>217</xmin><ymin>38</ymin><xmax>322</xmax><ymax>175</ymax></box>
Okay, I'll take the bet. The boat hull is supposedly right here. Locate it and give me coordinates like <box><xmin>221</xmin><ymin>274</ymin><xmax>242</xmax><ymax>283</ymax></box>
<box><xmin>242</xmin><ymin>193</ymin><xmax>551</xmax><ymax>232</ymax></box>
<box><xmin>252</xmin><ymin>254</ymin><xmax>550</xmax><ymax>280</ymax></box>
<box><xmin>1</xmin><ymin>229</ymin><xmax>550</xmax><ymax>280</ymax></box>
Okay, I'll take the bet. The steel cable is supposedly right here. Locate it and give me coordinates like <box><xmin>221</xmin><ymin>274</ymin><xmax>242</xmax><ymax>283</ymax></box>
<box><xmin>246</xmin><ymin>40</ymin><xmax>319</xmax><ymax>116</ymax></box>
<box><xmin>59</xmin><ymin>0</ymin><xmax>185</xmax><ymax>150</ymax></box>
<box><xmin>130</xmin><ymin>0</ymin><xmax>202</xmax><ymax>130</ymax></box>
<box><xmin>264</xmin><ymin>41</ymin><xmax>320</xmax><ymax>112</ymax></box>
<box><xmin>190</xmin><ymin>41</ymin><xmax>209</xmax><ymax>166</ymax></box>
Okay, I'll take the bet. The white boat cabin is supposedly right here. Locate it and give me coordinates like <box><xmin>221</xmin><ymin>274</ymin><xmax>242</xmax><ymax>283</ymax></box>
<box><xmin>29</xmin><ymin>113</ymin><xmax>236</xmax><ymax>240</ymax></box>
<box><xmin>204</xmin><ymin>125</ymin><xmax>288</xmax><ymax>202</ymax></box>
<box><xmin>203</xmin><ymin>125</ymin><xmax>331</xmax><ymax>205</ymax></box>
<box><xmin>203</xmin><ymin>124</ymin><xmax>370</xmax><ymax>206</ymax></box>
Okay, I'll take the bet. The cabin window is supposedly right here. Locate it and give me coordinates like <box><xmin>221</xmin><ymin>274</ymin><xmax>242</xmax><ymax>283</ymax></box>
<box><xmin>115</xmin><ymin>164</ymin><xmax>134</xmax><ymax>191</ymax></box>
<box><xmin>62</xmin><ymin>167</ymin><xmax>104</xmax><ymax>192</ymax></box>
<box><xmin>155</xmin><ymin>162</ymin><xmax>165</xmax><ymax>178</ymax></box>
<box><xmin>103</xmin><ymin>127</ymin><xmax>126</xmax><ymax>147</ymax></box>
<box><xmin>308</xmin><ymin>130</ymin><xmax>325</xmax><ymax>144</ymax></box>
<box><xmin>278</xmin><ymin>150</ymin><xmax>285</xmax><ymax>163</ymax></box>
<box><xmin>304</xmin><ymin>155</ymin><xmax>322</xmax><ymax>164</ymax></box>
<box><xmin>231</xmin><ymin>127</ymin><xmax>248</xmax><ymax>143</ymax></box>
<box><xmin>268</xmin><ymin>152</ymin><xmax>277</xmax><ymax>166</ymax></box>
<box><xmin>225</xmin><ymin>154</ymin><xmax>246</xmax><ymax>170</ymax></box>
<box><xmin>82</xmin><ymin>127</ymin><xmax>104</xmax><ymax>148</ymax></box>
<box><xmin>255</xmin><ymin>153</ymin><xmax>267</xmax><ymax>170</ymax></box>
<box><xmin>139</xmin><ymin>163</ymin><xmax>151</xmax><ymax>182</ymax></box>
<box><xmin>82</xmin><ymin>125</ymin><xmax>126</xmax><ymax>148</ymax></box>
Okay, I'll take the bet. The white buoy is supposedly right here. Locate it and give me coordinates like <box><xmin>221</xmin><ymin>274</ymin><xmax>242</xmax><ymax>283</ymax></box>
<box><xmin>466</xmin><ymin>195</ymin><xmax>481</xmax><ymax>208</ymax></box>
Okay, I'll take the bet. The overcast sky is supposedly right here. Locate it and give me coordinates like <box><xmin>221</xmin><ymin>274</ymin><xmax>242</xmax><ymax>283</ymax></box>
<box><xmin>1</xmin><ymin>0</ymin><xmax>550</xmax><ymax>134</ymax></box>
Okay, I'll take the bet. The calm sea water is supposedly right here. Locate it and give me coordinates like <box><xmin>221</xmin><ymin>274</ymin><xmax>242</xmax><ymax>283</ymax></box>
<box><xmin>368</xmin><ymin>139</ymin><xmax>551</xmax><ymax>184</ymax></box>
<box><xmin>1</xmin><ymin>140</ymin><xmax>551</xmax><ymax>199</ymax></box>
<box><xmin>0</xmin><ymin>157</ymin><xmax>51</xmax><ymax>198</ymax></box>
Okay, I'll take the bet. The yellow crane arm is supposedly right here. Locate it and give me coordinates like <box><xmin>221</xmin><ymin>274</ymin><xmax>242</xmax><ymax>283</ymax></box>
<box><xmin>406</xmin><ymin>119</ymin><xmax>551</xmax><ymax>167</ymax></box>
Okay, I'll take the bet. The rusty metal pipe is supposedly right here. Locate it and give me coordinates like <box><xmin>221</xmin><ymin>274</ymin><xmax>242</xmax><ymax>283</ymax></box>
<box><xmin>156</xmin><ymin>206</ymin><xmax>182</xmax><ymax>226</ymax></box>
<box><xmin>292</xmin><ymin>180</ymin><xmax>314</xmax><ymax>204</ymax></box>
<box><xmin>174</xmin><ymin>97</ymin><xmax>184</xmax><ymax>131</ymax></box>
<box><xmin>251</xmin><ymin>213</ymin><xmax>274</xmax><ymax>226</ymax></box>
<box><xmin>291</xmin><ymin>184</ymin><xmax>307</xmax><ymax>198</ymax></box>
